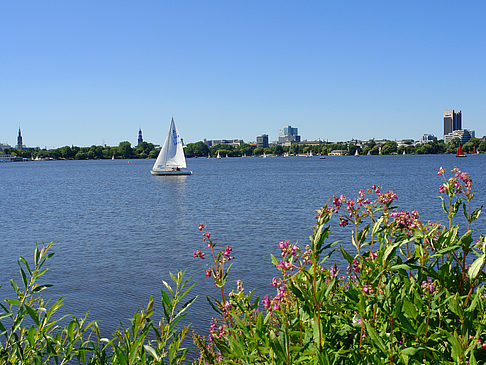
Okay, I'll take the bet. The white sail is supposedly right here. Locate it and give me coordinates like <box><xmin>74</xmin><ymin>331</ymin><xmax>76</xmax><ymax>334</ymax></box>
<box><xmin>355</xmin><ymin>149</ymin><xmax>359</xmax><ymax>156</ymax></box>
<box><xmin>152</xmin><ymin>118</ymin><xmax>187</xmax><ymax>171</ymax></box>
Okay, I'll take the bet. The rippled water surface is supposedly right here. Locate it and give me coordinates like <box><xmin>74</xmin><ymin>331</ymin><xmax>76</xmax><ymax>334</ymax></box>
<box><xmin>1</xmin><ymin>155</ymin><xmax>485</xmax><ymax>337</ymax></box>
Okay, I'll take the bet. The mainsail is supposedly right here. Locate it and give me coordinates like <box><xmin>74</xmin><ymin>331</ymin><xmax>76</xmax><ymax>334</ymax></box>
<box><xmin>152</xmin><ymin>118</ymin><xmax>187</xmax><ymax>171</ymax></box>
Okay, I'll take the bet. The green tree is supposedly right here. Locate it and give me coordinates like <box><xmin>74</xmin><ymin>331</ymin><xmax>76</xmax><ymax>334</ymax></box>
<box><xmin>446</xmin><ymin>138</ymin><xmax>461</xmax><ymax>154</ymax></box>
<box><xmin>381</xmin><ymin>141</ymin><xmax>397</xmax><ymax>155</ymax></box>
<box><xmin>75</xmin><ymin>151</ymin><xmax>88</xmax><ymax>160</ymax></box>
<box><xmin>478</xmin><ymin>140</ymin><xmax>486</xmax><ymax>153</ymax></box>
<box><xmin>117</xmin><ymin>141</ymin><xmax>133</xmax><ymax>159</ymax></box>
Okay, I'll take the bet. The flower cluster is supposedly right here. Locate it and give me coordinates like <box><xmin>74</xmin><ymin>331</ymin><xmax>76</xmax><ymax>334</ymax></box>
<box><xmin>278</xmin><ymin>240</ymin><xmax>298</xmax><ymax>258</ymax></box>
<box><xmin>222</xmin><ymin>245</ymin><xmax>235</xmax><ymax>261</ymax></box>
<box><xmin>262</xmin><ymin>283</ymin><xmax>289</xmax><ymax>312</ymax></box>
<box><xmin>421</xmin><ymin>278</ymin><xmax>435</xmax><ymax>294</ymax></box>
<box><xmin>362</xmin><ymin>283</ymin><xmax>374</xmax><ymax>295</ymax></box>
<box><xmin>390</xmin><ymin>210</ymin><xmax>422</xmax><ymax>236</ymax></box>
<box><xmin>209</xmin><ymin>318</ymin><xmax>227</xmax><ymax>341</ymax></box>
<box><xmin>193</xmin><ymin>250</ymin><xmax>205</xmax><ymax>259</ymax></box>
<box><xmin>438</xmin><ymin>167</ymin><xmax>472</xmax><ymax>196</ymax></box>
<box><xmin>377</xmin><ymin>190</ymin><xmax>398</xmax><ymax>207</ymax></box>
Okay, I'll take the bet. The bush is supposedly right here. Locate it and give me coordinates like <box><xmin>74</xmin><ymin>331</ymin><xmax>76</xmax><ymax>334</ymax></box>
<box><xmin>193</xmin><ymin>168</ymin><xmax>486</xmax><ymax>364</ymax></box>
<box><xmin>0</xmin><ymin>242</ymin><xmax>197</xmax><ymax>364</ymax></box>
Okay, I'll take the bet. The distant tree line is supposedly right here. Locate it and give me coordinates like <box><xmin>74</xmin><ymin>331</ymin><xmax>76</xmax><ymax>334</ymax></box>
<box><xmin>7</xmin><ymin>141</ymin><xmax>158</xmax><ymax>160</ymax></box>
<box><xmin>184</xmin><ymin>137</ymin><xmax>486</xmax><ymax>157</ymax></box>
<box><xmin>5</xmin><ymin>137</ymin><xmax>486</xmax><ymax>160</ymax></box>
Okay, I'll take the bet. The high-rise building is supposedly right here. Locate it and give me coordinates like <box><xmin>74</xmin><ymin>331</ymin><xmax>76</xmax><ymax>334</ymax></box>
<box><xmin>138</xmin><ymin>128</ymin><xmax>143</xmax><ymax>145</ymax></box>
<box><xmin>16</xmin><ymin>127</ymin><xmax>23</xmax><ymax>149</ymax></box>
<box><xmin>256</xmin><ymin>134</ymin><xmax>269</xmax><ymax>148</ymax></box>
<box><xmin>443</xmin><ymin>110</ymin><xmax>462</xmax><ymax>137</ymax></box>
<box><xmin>278</xmin><ymin>125</ymin><xmax>301</xmax><ymax>144</ymax></box>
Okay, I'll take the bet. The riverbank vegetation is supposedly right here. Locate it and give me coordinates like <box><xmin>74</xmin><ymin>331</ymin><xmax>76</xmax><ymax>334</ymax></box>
<box><xmin>5</xmin><ymin>137</ymin><xmax>485</xmax><ymax>160</ymax></box>
<box><xmin>1</xmin><ymin>168</ymin><xmax>486</xmax><ymax>364</ymax></box>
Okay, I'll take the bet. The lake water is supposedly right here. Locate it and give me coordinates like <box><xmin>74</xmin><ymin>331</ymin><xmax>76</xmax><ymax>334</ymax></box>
<box><xmin>1</xmin><ymin>155</ymin><xmax>485</xmax><ymax>339</ymax></box>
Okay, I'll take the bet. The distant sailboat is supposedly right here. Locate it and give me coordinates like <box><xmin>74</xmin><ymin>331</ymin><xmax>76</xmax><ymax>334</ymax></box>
<box><xmin>216</xmin><ymin>151</ymin><xmax>221</xmax><ymax>159</ymax></box>
<box><xmin>208</xmin><ymin>153</ymin><xmax>211</xmax><ymax>158</ymax></box>
<box><xmin>402</xmin><ymin>149</ymin><xmax>406</xmax><ymax>155</ymax></box>
<box><xmin>112</xmin><ymin>155</ymin><xmax>115</xmax><ymax>160</ymax></box>
<box><xmin>367</xmin><ymin>151</ymin><xmax>371</xmax><ymax>156</ymax></box>
<box><xmin>226</xmin><ymin>154</ymin><xmax>229</xmax><ymax>158</ymax></box>
<box><xmin>456</xmin><ymin>143</ymin><xmax>466</xmax><ymax>158</ymax></box>
<box><xmin>243</xmin><ymin>153</ymin><xmax>247</xmax><ymax>158</ymax></box>
<box><xmin>262</xmin><ymin>152</ymin><xmax>267</xmax><ymax>158</ymax></box>
<box><xmin>150</xmin><ymin>118</ymin><xmax>192</xmax><ymax>175</ymax></box>
<box><xmin>472</xmin><ymin>147</ymin><xmax>478</xmax><ymax>155</ymax></box>
<box><xmin>354</xmin><ymin>149</ymin><xmax>359</xmax><ymax>157</ymax></box>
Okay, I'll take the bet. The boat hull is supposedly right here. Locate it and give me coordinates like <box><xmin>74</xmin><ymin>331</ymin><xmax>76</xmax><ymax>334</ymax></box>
<box><xmin>150</xmin><ymin>170</ymin><xmax>192</xmax><ymax>176</ymax></box>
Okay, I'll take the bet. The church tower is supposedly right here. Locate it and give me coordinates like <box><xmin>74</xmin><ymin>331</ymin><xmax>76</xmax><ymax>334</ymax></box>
<box><xmin>17</xmin><ymin>127</ymin><xmax>23</xmax><ymax>149</ymax></box>
<box><xmin>138</xmin><ymin>128</ymin><xmax>143</xmax><ymax>145</ymax></box>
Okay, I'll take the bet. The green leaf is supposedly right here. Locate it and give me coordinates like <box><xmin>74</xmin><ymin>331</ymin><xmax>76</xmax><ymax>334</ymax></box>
<box><xmin>470</xmin><ymin>206</ymin><xmax>482</xmax><ymax>222</ymax></box>
<box><xmin>25</xmin><ymin>304</ymin><xmax>39</xmax><ymax>326</ymax></box>
<box><xmin>9</xmin><ymin>279</ymin><xmax>20</xmax><ymax>296</ymax></box>
<box><xmin>372</xmin><ymin>216</ymin><xmax>385</xmax><ymax>236</ymax></box>
<box><xmin>468</xmin><ymin>256</ymin><xmax>484</xmax><ymax>280</ymax></box>
<box><xmin>439</xmin><ymin>196</ymin><xmax>448</xmax><ymax>214</ymax></box>
<box><xmin>400</xmin><ymin>347</ymin><xmax>421</xmax><ymax>356</ymax></box>
<box><xmin>32</xmin><ymin>284</ymin><xmax>53</xmax><ymax>293</ymax></box>
<box><xmin>340</xmin><ymin>245</ymin><xmax>354</xmax><ymax>265</ymax></box>
<box><xmin>271</xmin><ymin>254</ymin><xmax>280</xmax><ymax>267</ymax></box>
<box><xmin>364</xmin><ymin>322</ymin><xmax>386</xmax><ymax>356</ymax></box>
<box><xmin>448</xmin><ymin>331</ymin><xmax>464</xmax><ymax>361</ymax></box>
<box><xmin>402</xmin><ymin>297</ymin><xmax>418</xmax><ymax>320</ymax></box>
<box><xmin>144</xmin><ymin>344</ymin><xmax>159</xmax><ymax>361</ymax></box>
<box><xmin>19</xmin><ymin>256</ymin><xmax>32</xmax><ymax>275</ymax></box>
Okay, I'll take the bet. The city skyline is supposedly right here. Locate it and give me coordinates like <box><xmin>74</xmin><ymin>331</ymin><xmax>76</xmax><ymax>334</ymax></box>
<box><xmin>1</xmin><ymin>1</ymin><xmax>485</xmax><ymax>148</ymax></box>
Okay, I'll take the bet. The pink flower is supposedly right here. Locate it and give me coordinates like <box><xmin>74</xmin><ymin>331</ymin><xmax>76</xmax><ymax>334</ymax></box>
<box><xmin>339</xmin><ymin>217</ymin><xmax>349</xmax><ymax>227</ymax></box>
<box><xmin>193</xmin><ymin>250</ymin><xmax>205</xmax><ymax>259</ymax></box>
<box><xmin>262</xmin><ymin>295</ymin><xmax>271</xmax><ymax>310</ymax></box>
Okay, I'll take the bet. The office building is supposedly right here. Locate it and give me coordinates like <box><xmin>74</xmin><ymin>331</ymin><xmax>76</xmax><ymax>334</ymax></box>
<box><xmin>421</xmin><ymin>134</ymin><xmax>435</xmax><ymax>144</ymax></box>
<box><xmin>444</xmin><ymin>129</ymin><xmax>475</xmax><ymax>144</ymax></box>
<box><xmin>443</xmin><ymin>110</ymin><xmax>462</xmax><ymax>137</ymax></box>
<box><xmin>204</xmin><ymin>139</ymin><xmax>244</xmax><ymax>148</ymax></box>
<box><xmin>256</xmin><ymin>134</ymin><xmax>269</xmax><ymax>148</ymax></box>
<box><xmin>278</xmin><ymin>125</ymin><xmax>301</xmax><ymax>144</ymax></box>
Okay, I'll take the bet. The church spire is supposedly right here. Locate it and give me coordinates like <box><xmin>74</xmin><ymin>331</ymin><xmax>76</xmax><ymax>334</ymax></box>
<box><xmin>17</xmin><ymin>125</ymin><xmax>23</xmax><ymax>149</ymax></box>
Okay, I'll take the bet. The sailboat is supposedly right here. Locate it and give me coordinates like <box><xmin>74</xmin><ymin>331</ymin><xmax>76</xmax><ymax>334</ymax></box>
<box><xmin>216</xmin><ymin>151</ymin><xmax>221</xmax><ymax>159</ymax></box>
<box><xmin>456</xmin><ymin>143</ymin><xmax>466</xmax><ymax>158</ymax></box>
<box><xmin>402</xmin><ymin>149</ymin><xmax>406</xmax><ymax>155</ymax></box>
<box><xmin>354</xmin><ymin>149</ymin><xmax>359</xmax><ymax>157</ymax></box>
<box><xmin>112</xmin><ymin>155</ymin><xmax>115</xmax><ymax>160</ymax></box>
<box><xmin>150</xmin><ymin>117</ymin><xmax>192</xmax><ymax>175</ymax></box>
<box><xmin>472</xmin><ymin>147</ymin><xmax>478</xmax><ymax>155</ymax></box>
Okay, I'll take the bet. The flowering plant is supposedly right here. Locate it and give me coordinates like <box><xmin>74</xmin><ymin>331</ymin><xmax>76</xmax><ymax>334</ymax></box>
<box><xmin>194</xmin><ymin>168</ymin><xmax>486</xmax><ymax>364</ymax></box>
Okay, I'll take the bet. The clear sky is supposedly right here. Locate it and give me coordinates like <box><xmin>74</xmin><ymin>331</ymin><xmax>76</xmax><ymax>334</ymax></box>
<box><xmin>1</xmin><ymin>1</ymin><xmax>485</xmax><ymax>148</ymax></box>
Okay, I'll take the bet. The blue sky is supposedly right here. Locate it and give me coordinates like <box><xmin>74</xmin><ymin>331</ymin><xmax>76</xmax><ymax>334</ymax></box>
<box><xmin>1</xmin><ymin>1</ymin><xmax>485</xmax><ymax>148</ymax></box>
